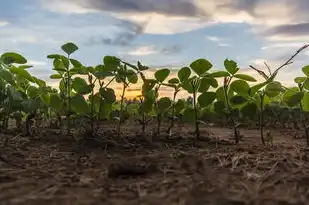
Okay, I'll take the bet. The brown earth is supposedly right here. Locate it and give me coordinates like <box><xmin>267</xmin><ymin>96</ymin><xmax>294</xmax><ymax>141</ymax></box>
<box><xmin>1</xmin><ymin>124</ymin><xmax>309</xmax><ymax>205</ymax></box>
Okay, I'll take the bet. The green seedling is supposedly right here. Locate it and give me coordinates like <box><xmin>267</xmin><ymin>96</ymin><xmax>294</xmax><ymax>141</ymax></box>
<box><xmin>48</xmin><ymin>42</ymin><xmax>80</xmax><ymax>136</ymax></box>
<box><xmin>249</xmin><ymin>44</ymin><xmax>308</xmax><ymax>145</ymax></box>
<box><xmin>181</xmin><ymin>59</ymin><xmax>218</xmax><ymax>140</ymax></box>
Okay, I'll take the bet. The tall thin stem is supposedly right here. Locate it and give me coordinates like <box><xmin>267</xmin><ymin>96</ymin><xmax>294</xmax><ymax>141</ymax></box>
<box><xmin>259</xmin><ymin>93</ymin><xmax>265</xmax><ymax>145</ymax></box>
<box><xmin>223</xmin><ymin>77</ymin><xmax>239</xmax><ymax>144</ymax></box>
<box><xmin>167</xmin><ymin>89</ymin><xmax>178</xmax><ymax>135</ymax></box>
<box><xmin>192</xmin><ymin>82</ymin><xmax>200</xmax><ymax>140</ymax></box>
<box><xmin>117</xmin><ymin>83</ymin><xmax>126</xmax><ymax>138</ymax></box>
<box><xmin>66</xmin><ymin>55</ymin><xmax>71</xmax><ymax>136</ymax></box>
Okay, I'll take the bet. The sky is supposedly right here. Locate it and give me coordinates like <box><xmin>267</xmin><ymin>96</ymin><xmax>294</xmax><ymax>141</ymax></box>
<box><xmin>0</xmin><ymin>0</ymin><xmax>309</xmax><ymax>99</ymax></box>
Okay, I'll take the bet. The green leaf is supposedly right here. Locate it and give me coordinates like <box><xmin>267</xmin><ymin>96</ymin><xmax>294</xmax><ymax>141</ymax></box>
<box><xmin>71</xmin><ymin>94</ymin><xmax>89</xmax><ymax>114</ymax></box>
<box><xmin>303</xmin><ymin>78</ymin><xmax>309</xmax><ymax>90</ymax></box>
<box><xmin>234</xmin><ymin>74</ymin><xmax>257</xmax><ymax>82</ymax></box>
<box><xmin>230</xmin><ymin>80</ymin><xmax>250</xmax><ymax>96</ymax></box>
<box><xmin>69</xmin><ymin>58</ymin><xmax>83</xmax><ymax>68</ymax></box>
<box><xmin>198</xmin><ymin>78</ymin><xmax>210</xmax><ymax>93</ymax></box>
<box><xmin>190</xmin><ymin>59</ymin><xmax>212</xmax><ymax>76</ymax></box>
<box><xmin>32</xmin><ymin>77</ymin><xmax>46</xmax><ymax>87</ymax></box>
<box><xmin>60</xmin><ymin>56</ymin><xmax>70</xmax><ymax>68</ymax></box>
<box><xmin>203</xmin><ymin>77</ymin><xmax>218</xmax><ymax>88</ymax></box>
<box><xmin>241</xmin><ymin>102</ymin><xmax>257</xmax><ymax>118</ymax></box>
<box><xmin>61</xmin><ymin>42</ymin><xmax>78</xmax><ymax>55</ymax></box>
<box><xmin>181</xmin><ymin>78</ymin><xmax>195</xmax><ymax>94</ymax></box>
<box><xmin>302</xmin><ymin>92</ymin><xmax>309</xmax><ymax>112</ymax></box>
<box><xmin>21</xmin><ymin>99</ymin><xmax>40</xmax><ymax>113</ymax></box>
<box><xmin>158</xmin><ymin>97</ymin><xmax>172</xmax><ymax>113</ymax></box>
<box><xmin>178</xmin><ymin>67</ymin><xmax>191</xmax><ymax>82</ymax></box>
<box><xmin>100</xmin><ymin>88</ymin><xmax>116</xmax><ymax>103</ymax></box>
<box><xmin>0</xmin><ymin>69</ymin><xmax>15</xmax><ymax>85</ymax></box>
<box><xmin>265</xmin><ymin>81</ymin><xmax>283</xmax><ymax>97</ymax></box>
<box><xmin>175</xmin><ymin>99</ymin><xmax>185</xmax><ymax>113</ymax></box>
<box><xmin>72</xmin><ymin>77</ymin><xmax>92</xmax><ymax>95</ymax></box>
<box><xmin>94</xmin><ymin>71</ymin><xmax>114</xmax><ymax>79</ymax></box>
<box><xmin>168</xmin><ymin>78</ymin><xmax>180</xmax><ymax>84</ymax></box>
<box><xmin>183</xmin><ymin>108</ymin><xmax>195</xmax><ymax>124</ymax></box>
<box><xmin>49</xmin><ymin>94</ymin><xmax>63</xmax><ymax>110</ymax></box>
<box><xmin>27</xmin><ymin>86</ymin><xmax>39</xmax><ymax>98</ymax></box>
<box><xmin>50</xmin><ymin>74</ymin><xmax>62</xmax><ymax>79</ymax></box>
<box><xmin>249</xmin><ymin>82</ymin><xmax>267</xmax><ymax>96</ymax></box>
<box><xmin>142</xmin><ymin>98</ymin><xmax>154</xmax><ymax>114</ymax></box>
<box><xmin>224</xmin><ymin>59</ymin><xmax>239</xmax><ymax>74</ymax></box>
<box><xmin>103</xmin><ymin>56</ymin><xmax>120</xmax><ymax>71</ymax></box>
<box><xmin>302</xmin><ymin>65</ymin><xmax>309</xmax><ymax>76</ymax></box>
<box><xmin>286</xmin><ymin>92</ymin><xmax>304</xmax><ymax>107</ymax></box>
<box><xmin>230</xmin><ymin>95</ymin><xmax>248</xmax><ymax>105</ymax></box>
<box><xmin>211</xmin><ymin>71</ymin><xmax>230</xmax><ymax>78</ymax></box>
<box><xmin>198</xmin><ymin>92</ymin><xmax>216</xmax><ymax>107</ymax></box>
<box><xmin>10</xmin><ymin>66</ymin><xmax>34</xmax><ymax>82</ymax></box>
<box><xmin>1</xmin><ymin>52</ymin><xmax>27</xmax><ymax>64</ymax></box>
<box><xmin>71</xmin><ymin>66</ymin><xmax>88</xmax><ymax>75</ymax></box>
<box><xmin>99</xmin><ymin>101</ymin><xmax>113</xmax><ymax>120</ymax></box>
<box><xmin>214</xmin><ymin>101</ymin><xmax>226</xmax><ymax>114</ymax></box>
<box><xmin>53</xmin><ymin>67</ymin><xmax>67</xmax><ymax>73</ymax></box>
<box><xmin>18</xmin><ymin>65</ymin><xmax>33</xmax><ymax>69</ymax></box>
<box><xmin>142</xmin><ymin>79</ymin><xmax>156</xmax><ymax>94</ymax></box>
<box><xmin>127</xmin><ymin>70</ymin><xmax>138</xmax><ymax>84</ymax></box>
<box><xmin>7</xmin><ymin>86</ymin><xmax>23</xmax><ymax>102</ymax></box>
<box><xmin>295</xmin><ymin>77</ymin><xmax>307</xmax><ymax>84</ymax></box>
<box><xmin>155</xmin><ymin>68</ymin><xmax>170</xmax><ymax>82</ymax></box>
<box><xmin>137</xmin><ymin>61</ymin><xmax>148</xmax><ymax>71</ymax></box>
<box><xmin>47</xmin><ymin>54</ymin><xmax>61</xmax><ymax>59</ymax></box>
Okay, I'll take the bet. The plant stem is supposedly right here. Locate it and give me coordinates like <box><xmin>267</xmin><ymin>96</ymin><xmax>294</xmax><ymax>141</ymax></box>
<box><xmin>66</xmin><ymin>56</ymin><xmax>71</xmax><ymax>136</ymax></box>
<box><xmin>90</xmin><ymin>88</ymin><xmax>94</xmax><ymax>135</ymax></box>
<box><xmin>117</xmin><ymin>83</ymin><xmax>126</xmax><ymax>138</ymax></box>
<box><xmin>259</xmin><ymin>93</ymin><xmax>265</xmax><ymax>145</ymax></box>
<box><xmin>167</xmin><ymin>90</ymin><xmax>178</xmax><ymax>136</ymax></box>
<box><xmin>298</xmin><ymin>85</ymin><xmax>309</xmax><ymax>146</ymax></box>
<box><xmin>192</xmin><ymin>83</ymin><xmax>200</xmax><ymax>140</ymax></box>
<box><xmin>299</xmin><ymin>102</ymin><xmax>309</xmax><ymax>145</ymax></box>
<box><xmin>223</xmin><ymin>79</ymin><xmax>239</xmax><ymax>144</ymax></box>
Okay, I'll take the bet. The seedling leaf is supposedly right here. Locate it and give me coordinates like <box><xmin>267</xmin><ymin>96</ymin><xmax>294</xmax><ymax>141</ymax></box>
<box><xmin>198</xmin><ymin>92</ymin><xmax>216</xmax><ymax>107</ymax></box>
<box><xmin>61</xmin><ymin>42</ymin><xmax>78</xmax><ymax>55</ymax></box>
<box><xmin>190</xmin><ymin>59</ymin><xmax>212</xmax><ymax>76</ymax></box>
<box><xmin>155</xmin><ymin>68</ymin><xmax>170</xmax><ymax>82</ymax></box>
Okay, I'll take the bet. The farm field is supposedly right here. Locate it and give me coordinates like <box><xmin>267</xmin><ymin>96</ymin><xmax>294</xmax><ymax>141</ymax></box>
<box><xmin>1</xmin><ymin>124</ymin><xmax>309</xmax><ymax>205</ymax></box>
<box><xmin>1</xmin><ymin>43</ymin><xmax>309</xmax><ymax>205</ymax></box>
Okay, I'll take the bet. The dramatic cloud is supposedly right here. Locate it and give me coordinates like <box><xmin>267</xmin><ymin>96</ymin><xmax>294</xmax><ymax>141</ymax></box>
<box><xmin>267</xmin><ymin>23</ymin><xmax>309</xmax><ymax>37</ymax></box>
<box><xmin>43</xmin><ymin>0</ymin><xmax>206</xmax><ymax>17</ymax></box>
<box><xmin>85</xmin><ymin>19</ymin><xmax>148</xmax><ymax>46</ymax></box>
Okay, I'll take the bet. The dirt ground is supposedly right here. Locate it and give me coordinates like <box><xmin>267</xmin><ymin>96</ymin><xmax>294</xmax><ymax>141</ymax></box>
<box><xmin>1</xmin><ymin>124</ymin><xmax>309</xmax><ymax>205</ymax></box>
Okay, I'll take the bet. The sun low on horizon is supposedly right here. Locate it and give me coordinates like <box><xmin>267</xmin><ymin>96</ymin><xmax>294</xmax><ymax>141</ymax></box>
<box><xmin>0</xmin><ymin>0</ymin><xmax>309</xmax><ymax>99</ymax></box>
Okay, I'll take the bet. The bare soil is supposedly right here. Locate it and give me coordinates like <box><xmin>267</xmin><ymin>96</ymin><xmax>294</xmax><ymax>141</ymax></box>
<box><xmin>1</xmin><ymin>124</ymin><xmax>309</xmax><ymax>205</ymax></box>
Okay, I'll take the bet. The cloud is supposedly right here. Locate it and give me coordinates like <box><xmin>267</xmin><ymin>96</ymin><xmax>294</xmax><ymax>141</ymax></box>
<box><xmin>28</xmin><ymin>60</ymin><xmax>47</xmax><ymax>66</ymax></box>
<box><xmin>119</xmin><ymin>45</ymin><xmax>182</xmax><ymax>56</ymax></box>
<box><xmin>218</xmin><ymin>43</ymin><xmax>230</xmax><ymax>47</ymax></box>
<box><xmin>261</xmin><ymin>42</ymin><xmax>306</xmax><ymax>50</ymax></box>
<box><xmin>40</xmin><ymin>0</ymin><xmax>309</xmax><ymax>38</ymax></box>
<box><xmin>0</xmin><ymin>21</ymin><xmax>9</xmax><ymax>27</ymax></box>
<box><xmin>266</xmin><ymin>23</ymin><xmax>309</xmax><ymax>37</ymax></box>
<box><xmin>206</xmin><ymin>35</ymin><xmax>230</xmax><ymax>47</ymax></box>
<box><xmin>206</xmin><ymin>36</ymin><xmax>224</xmax><ymax>42</ymax></box>
<box><xmin>120</xmin><ymin>46</ymin><xmax>158</xmax><ymax>56</ymax></box>
<box><xmin>42</xmin><ymin>0</ymin><xmax>206</xmax><ymax>17</ymax></box>
<box><xmin>85</xmin><ymin>19</ymin><xmax>148</xmax><ymax>46</ymax></box>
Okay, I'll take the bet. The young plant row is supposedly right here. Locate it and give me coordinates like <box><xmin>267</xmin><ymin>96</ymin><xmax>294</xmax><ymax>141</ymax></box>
<box><xmin>0</xmin><ymin>42</ymin><xmax>308</xmax><ymax>145</ymax></box>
